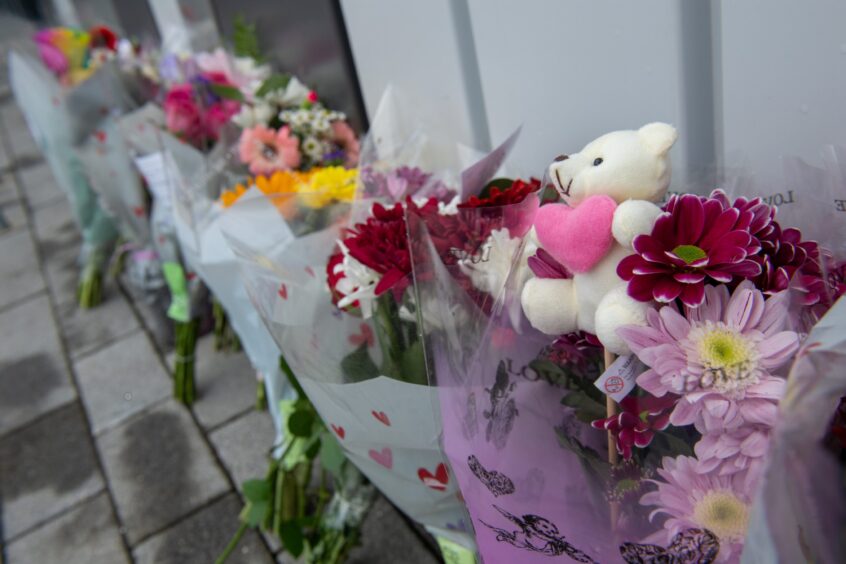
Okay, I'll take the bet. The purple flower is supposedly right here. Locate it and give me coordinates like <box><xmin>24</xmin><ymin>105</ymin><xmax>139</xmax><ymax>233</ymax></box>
<box><xmin>642</xmin><ymin>455</ymin><xmax>756</xmax><ymax>562</ymax></box>
<box><xmin>360</xmin><ymin>166</ymin><xmax>450</xmax><ymax>201</ymax></box>
<box><xmin>618</xmin><ymin>193</ymin><xmax>762</xmax><ymax>307</ymax></box>
<box><xmin>618</xmin><ymin>281</ymin><xmax>799</xmax><ymax>434</ymax></box>
<box><xmin>694</xmin><ymin>426</ymin><xmax>770</xmax><ymax>478</ymax></box>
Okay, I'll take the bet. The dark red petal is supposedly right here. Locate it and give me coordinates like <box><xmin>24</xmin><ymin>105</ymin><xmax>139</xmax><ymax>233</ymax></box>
<box><xmin>628</xmin><ymin>275</ymin><xmax>662</xmax><ymax>302</ymax></box>
<box><xmin>705</xmin><ymin>269</ymin><xmax>733</xmax><ymax>283</ymax></box>
<box><xmin>653</xmin><ymin>277</ymin><xmax>683</xmax><ymax>302</ymax></box>
<box><xmin>679</xmin><ymin>282</ymin><xmax>706</xmax><ymax>307</ymax></box>
<box><xmin>617</xmin><ymin>254</ymin><xmax>643</xmax><ymax>280</ymax></box>
<box><xmin>674</xmin><ymin>271</ymin><xmax>706</xmax><ymax>284</ymax></box>
<box><xmin>676</xmin><ymin>195</ymin><xmax>705</xmax><ymax>243</ymax></box>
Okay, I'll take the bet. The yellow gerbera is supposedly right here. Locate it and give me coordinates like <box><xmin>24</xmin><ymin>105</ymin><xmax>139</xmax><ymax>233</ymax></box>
<box><xmin>299</xmin><ymin>166</ymin><xmax>359</xmax><ymax>209</ymax></box>
<box><xmin>219</xmin><ymin>171</ymin><xmax>313</xmax><ymax>209</ymax></box>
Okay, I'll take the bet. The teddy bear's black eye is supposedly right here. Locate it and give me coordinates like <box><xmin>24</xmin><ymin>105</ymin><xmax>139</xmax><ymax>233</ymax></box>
<box><xmin>593</xmin><ymin>158</ymin><xmax>603</xmax><ymax>166</ymax></box>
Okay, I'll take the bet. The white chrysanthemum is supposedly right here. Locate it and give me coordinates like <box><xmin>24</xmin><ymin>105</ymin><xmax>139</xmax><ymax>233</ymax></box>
<box><xmin>334</xmin><ymin>242</ymin><xmax>380</xmax><ymax>318</ymax></box>
<box><xmin>267</xmin><ymin>77</ymin><xmax>311</xmax><ymax>107</ymax></box>
<box><xmin>231</xmin><ymin>102</ymin><xmax>275</xmax><ymax>128</ymax></box>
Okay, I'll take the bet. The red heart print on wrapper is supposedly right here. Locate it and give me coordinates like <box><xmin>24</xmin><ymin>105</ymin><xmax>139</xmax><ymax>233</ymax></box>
<box><xmin>331</xmin><ymin>424</ymin><xmax>345</xmax><ymax>439</ymax></box>
<box><xmin>534</xmin><ymin>194</ymin><xmax>617</xmax><ymax>272</ymax></box>
<box><xmin>278</xmin><ymin>284</ymin><xmax>288</xmax><ymax>299</ymax></box>
<box><xmin>132</xmin><ymin>206</ymin><xmax>145</xmax><ymax>218</ymax></box>
<box><xmin>349</xmin><ymin>324</ymin><xmax>374</xmax><ymax>348</ymax></box>
<box><xmin>418</xmin><ymin>463</ymin><xmax>449</xmax><ymax>491</ymax></box>
<box><xmin>368</xmin><ymin>447</ymin><xmax>393</xmax><ymax>469</ymax></box>
<box><xmin>94</xmin><ymin>130</ymin><xmax>106</xmax><ymax>143</ymax></box>
<box><xmin>371</xmin><ymin>410</ymin><xmax>390</xmax><ymax>426</ymax></box>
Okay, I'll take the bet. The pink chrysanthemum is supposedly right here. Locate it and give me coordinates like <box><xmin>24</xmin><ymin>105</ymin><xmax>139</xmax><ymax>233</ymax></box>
<box><xmin>618</xmin><ymin>193</ymin><xmax>762</xmax><ymax>307</ymax></box>
<box><xmin>238</xmin><ymin>125</ymin><xmax>301</xmax><ymax>176</ymax></box>
<box><xmin>642</xmin><ymin>455</ymin><xmax>755</xmax><ymax>562</ymax></box>
<box><xmin>331</xmin><ymin>120</ymin><xmax>360</xmax><ymax>167</ymax></box>
<box><xmin>618</xmin><ymin>281</ymin><xmax>799</xmax><ymax>434</ymax></box>
<box><xmin>694</xmin><ymin>425</ymin><xmax>770</xmax><ymax>478</ymax></box>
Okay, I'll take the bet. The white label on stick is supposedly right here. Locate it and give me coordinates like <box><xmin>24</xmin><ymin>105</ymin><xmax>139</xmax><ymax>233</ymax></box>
<box><xmin>594</xmin><ymin>354</ymin><xmax>644</xmax><ymax>402</ymax></box>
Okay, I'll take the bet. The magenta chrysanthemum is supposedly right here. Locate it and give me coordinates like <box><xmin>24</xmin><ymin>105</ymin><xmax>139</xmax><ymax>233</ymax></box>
<box><xmin>642</xmin><ymin>455</ymin><xmax>755</xmax><ymax>562</ymax></box>
<box><xmin>617</xmin><ymin>281</ymin><xmax>799</xmax><ymax>434</ymax></box>
<box><xmin>618</xmin><ymin>193</ymin><xmax>762</xmax><ymax>307</ymax></box>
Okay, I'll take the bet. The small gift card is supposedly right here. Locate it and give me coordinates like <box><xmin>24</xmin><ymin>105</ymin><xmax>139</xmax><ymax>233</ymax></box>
<box><xmin>594</xmin><ymin>354</ymin><xmax>645</xmax><ymax>402</ymax></box>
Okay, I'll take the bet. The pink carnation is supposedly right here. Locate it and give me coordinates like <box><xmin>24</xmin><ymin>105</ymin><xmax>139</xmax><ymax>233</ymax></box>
<box><xmin>331</xmin><ymin>120</ymin><xmax>360</xmax><ymax>167</ymax></box>
<box><xmin>238</xmin><ymin>125</ymin><xmax>301</xmax><ymax>175</ymax></box>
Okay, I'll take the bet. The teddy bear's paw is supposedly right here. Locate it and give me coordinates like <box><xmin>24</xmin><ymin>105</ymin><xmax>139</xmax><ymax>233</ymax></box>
<box><xmin>520</xmin><ymin>277</ymin><xmax>578</xmax><ymax>335</ymax></box>
<box><xmin>595</xmin><ymin>287</ymin><xmax>650</xmax><ymax>354</ymax></box>
<box><xmin>611</xmin><ymin>199</ymin><xmax>663</xmax><ymax>249</ymax></box>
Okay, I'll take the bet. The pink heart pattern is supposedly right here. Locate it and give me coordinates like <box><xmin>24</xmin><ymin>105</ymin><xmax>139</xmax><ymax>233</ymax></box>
<box><xmin>534</xmin><ymin>195</ymin><xmax>617</xmax><ymax>273</ymax></box>
<box><xmin>369</xmin><ymin>447</ymin><xmax>393</xmax><ymax>469</ymax></box>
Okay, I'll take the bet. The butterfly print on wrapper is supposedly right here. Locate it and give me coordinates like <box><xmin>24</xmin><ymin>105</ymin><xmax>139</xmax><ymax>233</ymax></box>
<box><xmin>619</xmin><ymin>528</ymin><xmax>720</xmax><ymax>564</ymax></box>
<box><xmin>483</xmin><ymin>361</ymin><xmax>518</xmax><ymax>449</ymax></box>
<box><xmin>468</xmin><ymin>455</ymin><xmax>515</xmax><ymax>497</ymax></box>
<box><xmin>479</xmin><ymin>505</ymin><xmax>597</xmax><ymax>563</ymax></box>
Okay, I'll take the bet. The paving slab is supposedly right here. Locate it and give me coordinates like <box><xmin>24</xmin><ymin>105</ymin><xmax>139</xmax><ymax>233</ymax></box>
<box><xmin>174</xmin><ymin>335</ymin><xmax>258</xmax><ymax>429</ymax></box>
<box><xmin>0</xmin><ymin>199</ymin><xmax>27</xmax><ymax>236</ymax></box>
<box><xmin>4</xmin><ymin>491</ymin><xmax>129</xmax><ymax>564</ymax></box>
<box><xmin>1</xmin><ymin>103</ymin><xmax>40</xmax><ymax>163</ymax></box>
<box><xmin>0</xmin><ymin>171</ymin><xmax>18</xmax><ymax>204</ymax></box>
<box><xmin>74</xmin><ymin>330</ymin><xmax>171</xmax><ymax>435</ymax></box>
<box><xmin>56</xmin><ymin>292</ymin><xmax>140</xmax><ymax>359</ymax></box>
<box><xmin>0</xmin><ymin>229</ymin><xmax>45</xmax><ymax>310</ymax></box>
<box><xmin>209</xmin><ymin>409</ymin><xmax>276</xmax><ymax>491</ymax></box>
<box><xmin>0</xmin><ymin>295</ymin><xmax>75</xmax><ymax>435</ymax></box>
<box><xmin>346</xmin><ymin>496</ymin><xmax>440</xmax><ymax>564</ymax></box>
<box><xmin>133</xmin><ymin>493</ymin><xmax>273</xmax><ymax>564</ymax></box>
<box><xmin>97</xmin><ymin>400</ymin><xmax>231</xmax><ymax>544</ymax></box>
<box><xmin>0</xmin><ymin>402</ymin><xmax>105</xmax><ymax>539</ymax></box>
<box><xmin>17</xmin><ymin>161</ymin><xmax>64</xmax><ymax>209</ymax></box>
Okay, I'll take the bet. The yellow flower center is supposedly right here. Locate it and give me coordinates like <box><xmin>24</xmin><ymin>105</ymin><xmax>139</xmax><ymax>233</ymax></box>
<box><xmin>692</xmin><ymin>490</ymin><xmax>749</xmax><ymax>543</ymax></box>
<box><xmin>672</xmin><ymin>244</ymin><xmax>707</xmax><ymax>264</ymax></box>
<box><xmin>696</xmin><ymin>326</ymin><xmax>758</xmax><ymax>394</ymax></box>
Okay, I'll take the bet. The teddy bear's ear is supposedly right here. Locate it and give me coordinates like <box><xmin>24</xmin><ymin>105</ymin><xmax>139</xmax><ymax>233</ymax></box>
<box><xmin>638</xmin><ymin>122</ymin><xmax>678</xmax><ymax>156</ymax></box>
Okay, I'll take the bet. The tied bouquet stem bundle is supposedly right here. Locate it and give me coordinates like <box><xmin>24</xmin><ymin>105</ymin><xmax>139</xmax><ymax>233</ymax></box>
<box><xmin>173</xmin><ymin>318</ymin><xmax>199</xmax><ymax>405</ymax></box>
<box><xmin>218</xmin><ymin>356</ymin><xmax>373</xmax><ymax>564</ymax></box>
<box><xmin>77</xmin><ymin>247</ymin><xmax>109</xmax><ymax>308</ymax></box>
<box><xmin>212</xmin><ymin>297</ymin><xmax>241</xmax><ymax>352</ymax></box>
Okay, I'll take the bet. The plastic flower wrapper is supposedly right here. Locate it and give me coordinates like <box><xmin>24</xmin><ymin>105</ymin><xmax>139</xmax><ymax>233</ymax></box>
<box><xmin>8</xmin><ymin>47</ymin><xmax>137</xmax><ymax>307</ymax></box>
<box><xmin>434</xmin><ymin>172</ymin><xmax>843</xmax><ymax>563</ymax></box>
<box><xmin>742</xmin><ymin>297</ymin><xmax>846</xmax><ymax>563</ymax></box>
<box><xmin>218</xmin><ymin>126</ymin><xmax>522</xmax><ymax>555</ymax></box>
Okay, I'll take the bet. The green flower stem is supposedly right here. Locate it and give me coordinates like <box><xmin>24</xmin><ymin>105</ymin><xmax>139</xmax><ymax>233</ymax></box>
<box><xmin>173</xmin><ymin>319</ymin><xmax>199</xmax><ymax>405</ymax></box>
<box><xmin>255</xmin><ymin>379</ymin><xmax>267</xmax><ymax>411</ymax></box>
<box><xmin>212</xmin><ymin>299</ymin><xmax>241</xmax><ymax>352</ymax></box>
<box><xmin>214</xmin><ymin>522</ymin><xmax>248</xmax><ymax>564</ymax></box>
<box><xmin>374</xmin><ymin>294</ymin><xmax>405</xmax><ymax>380</ymax></box>
<box><xmin>77</xmin><ymin>262</ymin><xmax>103</xmax><ymax>309</ymax></box>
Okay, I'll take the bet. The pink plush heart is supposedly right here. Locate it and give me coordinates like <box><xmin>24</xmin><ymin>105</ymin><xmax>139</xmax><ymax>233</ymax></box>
<box><xmin>534</xmin><ymin>195</ymin><xmax>617</xmax><ymax>273</ymax></box>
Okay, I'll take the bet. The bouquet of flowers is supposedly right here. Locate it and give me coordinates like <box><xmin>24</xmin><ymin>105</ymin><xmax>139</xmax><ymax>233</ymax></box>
<box><xmin>222</xmin><ymin>92</ymin><xmax>521</xmax><ymax>556</ymax></box>
<box><xmin>410</xmin><ymin>125</ymin><xmax>846</xmax><ymax>563</ymax></box>
<box><xmin>9</xmin><ymin>35</ymin><xmax>140</xmax><ymax>307</ymax></box>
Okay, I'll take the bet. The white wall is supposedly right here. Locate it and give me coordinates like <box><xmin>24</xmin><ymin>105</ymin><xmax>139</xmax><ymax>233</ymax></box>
<box><xmin>341</xmin><ymin>0</ymin><xmax>846</xmax><ymax>193</ymax></box>
<box><xmin>717</xmin><ymin>0</ymin><xmax>846</xmax><ymax>190</ymax></box>
<box><xmin>339</xmin><ymin>0</ymin><xmax>489</xmax><ymax>152</ymax></box>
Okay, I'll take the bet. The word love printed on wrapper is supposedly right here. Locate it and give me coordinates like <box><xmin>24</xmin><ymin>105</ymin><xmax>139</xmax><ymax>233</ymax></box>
<box><xmin>594</xmin><ymin>354</ymin><xmax>645</xmax><ymax>402</ymax></box>
<box><xmin>760</xmin><ymin>190</ymin><xmax>795</xmax><ymax>207</ymax></box>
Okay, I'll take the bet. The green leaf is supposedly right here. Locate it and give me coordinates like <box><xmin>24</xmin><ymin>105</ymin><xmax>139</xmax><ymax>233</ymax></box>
<box><xmin>319</xmin><ymin>433</ymin><xmax>346</xmax><ymax>475</ymax></box>
<box><xmin>279</xmin><ymin>520</ymin><xmax>305</xmax><ymax>557</ymax></box>
<box><xmin>255</xmin><ymin>73</ymin><xmax>292</xmax><ymax>98</ymax></box>
<box><xmin>340</xmin><ymin>343</ymin><xmax>379</xmax><ymax>383</ymax></box>
<box><xmin>239</xmin><ymin>500</ymin><xmax>268</xmax><ymax>527</ymax></box>
<box><xmin>242</xmin><ymin>479</ymin><xmax>270</xmax><ymax>502</ymax></box>
<box><xmin>232</xmin><ymin>15</ymin><xmax>262</xmax><ymax>60</ymax></box>
<box><xmin>400</xmin><ymin>339</ymin><xmax>428</xmax><ymax>385</ymax></box>
<box><xmin>560</xmin><ymin>391</ymin><xmax>607</xmax><ymax>423</ymax></box>
<box><xmin>209</xmin><ymin>82</ymin><xmax>245</xmax><ymax>102</ymax></box>
<box><xmin>288</xmin><ymin>409</ymin><xmax>315</xmax><ymax>438</ymax></box>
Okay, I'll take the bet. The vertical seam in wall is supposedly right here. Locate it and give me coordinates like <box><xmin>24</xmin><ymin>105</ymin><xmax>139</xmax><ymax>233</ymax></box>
<box><xmin>711</xmin><ymin>0</ymin><xmax>725</xmax><ymax>176</ymax></box>
<box><xmin>449</xmin><ymin>0</ymin><xmax>491</xmax><ymax>151</ymax></box>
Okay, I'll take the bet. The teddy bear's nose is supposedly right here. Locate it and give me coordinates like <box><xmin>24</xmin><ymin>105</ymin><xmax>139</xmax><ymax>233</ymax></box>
<box><xmin>554</xmin><ymin>154</ymin><xmax>569</xmax><ymax>162</ymax></box>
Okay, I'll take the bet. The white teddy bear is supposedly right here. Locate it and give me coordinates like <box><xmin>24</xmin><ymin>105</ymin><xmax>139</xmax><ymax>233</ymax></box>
<box><xmin>521</xmin><ymin>123</ymin><xmax>678</xmax><ymax>354</ymax></box>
